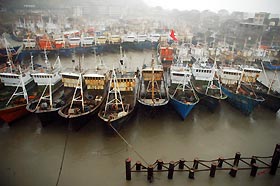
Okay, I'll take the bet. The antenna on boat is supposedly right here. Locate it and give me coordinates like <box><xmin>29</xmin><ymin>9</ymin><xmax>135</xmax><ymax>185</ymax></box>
<box><xmin>4</xmin><ymin>37</ymin><xmax>14</xmax><ymax>73</ymax></box>
<box><xmin>30</xmin><ymin>53</ymin><xmax>34</xmax><ymax>71</ymax></box>
<box><xmin>44</xmin><ymin>48</ymin><xmax>51</xmax><ymax>70</ymax></box>
<box><xmin>119</xmin><ymin>46</ymin><xmax>125</xmax><ymax>75</ymax></box>
<box><xmin>53</xmin><ymin>55</ymin><xmax>62</xmax><ymax>72</ymax></box>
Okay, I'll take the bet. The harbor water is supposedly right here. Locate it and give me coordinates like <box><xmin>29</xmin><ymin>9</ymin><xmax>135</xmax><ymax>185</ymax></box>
<box><xmin>0</xmin><ymin>51</ymin><xmax>280</xmax><ymax>186</ymax></box>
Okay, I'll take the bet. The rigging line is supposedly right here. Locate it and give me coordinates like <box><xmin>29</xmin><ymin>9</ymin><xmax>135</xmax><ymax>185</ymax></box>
<box><xmin>56</xmin><ymin>129</ymin><xmax>69</xmax><ymax>186</ymax></box>
<box><xmin>108</xmin><ymin>122</ymin><xmax>149</xmax><ymax>166</ymax></box>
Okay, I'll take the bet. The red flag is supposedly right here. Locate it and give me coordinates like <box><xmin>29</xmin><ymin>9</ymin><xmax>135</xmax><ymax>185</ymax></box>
<box><xmin>170</xmin><ymin>29</ymin><xmax>178</xmax><ymax>41</ymax></box>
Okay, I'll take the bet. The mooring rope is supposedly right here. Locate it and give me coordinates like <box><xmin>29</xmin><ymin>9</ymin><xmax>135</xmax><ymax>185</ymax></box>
<box><xmin>108</xmin><ymin>122</ymin><xmax>149</xmax><ymax>166</ymax></box>
<box><xmin>56</xmin><ymin>128</ymin><xmax>69</xmax><ymax>186</ymax></box>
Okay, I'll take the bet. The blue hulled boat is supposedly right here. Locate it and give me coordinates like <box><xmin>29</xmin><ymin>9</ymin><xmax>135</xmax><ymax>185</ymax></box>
<box><xmin>169</xmin><ymin>63</ymin><xmax>199</xmax><ymax>120</ymax></box>
<box><xmin>221</xmin><ymin>85</ymin><xmax>264</xmax><ymax>115</ymax></box>
<box><xmin>263</xmin><ymin>61</ymin><xmax>280</xmax><ymax>71</ymax></box>
<box><xmin>219</xmin><ymin>65</ymin><xmax>264</xmax><ymax>115</ymax></box>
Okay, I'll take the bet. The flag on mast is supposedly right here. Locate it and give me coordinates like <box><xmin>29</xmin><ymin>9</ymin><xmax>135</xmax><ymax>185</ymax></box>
<box><xmin>170</xmin><ymin>29</ymin><xmax>178</xmax><ymax>42</ymax></box>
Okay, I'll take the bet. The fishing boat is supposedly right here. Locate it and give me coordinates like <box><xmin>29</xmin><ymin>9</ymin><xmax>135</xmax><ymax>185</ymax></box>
<box><xmin>0</xmin><ymin>37</ymin><xmax>21</xmax><ymax>64</ymax></box>
<box><xmin>169</xmin><ymin>62</ymin><xmax>199</xmax><ymax>120</ymax></box>
<box><xmin>148</xmin><ymin>33</ymin><xmax>160</xmax><ymax>49</ymax></box>
<box><xmin>74</xmin><ymin>35</ymin><xmax>95</xmax><ymax>55</ymax></box>
<box><xmin>0</xmin><ymin>53</ymin><xmax>38</xmax><ymax>124</ymax></box>
<box><xmin>98</xmin><ymin>69</ymin><xmax>138</xmax><ymax>129</ymax></box>
<box><xmin>157</xmin><ymin>44</ymin><xmax>175</xmax><ymax>69</ymax></box>
<box><xmin>58</xmin><ymin>55</ymin><xmax>108</xmax><ymax>130</ymax></box>
<box><xmin>53</xmin><ymin>37</ymin><xmax>73</xmax><ymax>57</ymax></box>
<box><xmin>98</xmin><ymin>46</ymin><xmax>138</xmax><ymax>129</ymax></box>
<box><xmin>219</xmin><ymin>65</ymin><xmax>265</xmax><ymax>115</ymax></box>
<box><xmin>191</xmin><ymin>56</ymin><xmax>227</xmax><ymax>111</ymax></box>
<box><xmin>26</xmin><ymin>52</ymin><xmax>68</xmax><ymax>126</ymax></box>
<box><xmin>17</xmin><ymin>34</ymin><xmax>42</xmax><ymax>61</ymax></box>
<box><xmin>138</xmin><ymin>58</ymin><xmax>169</xmax><ymax>107</ymax></box>
<box><xmin>131</xmin><ymin>34</ymin><xmax>152</xmax><ymax>51</ymax></box>
<box><xmin>241</xmin><ymin>63</ymin><xmax>280</xmax><ymax>112</ymax></box>
<box><xmin>122</xmin><ymin>33</ymin><xmax>137</xmax><ymax>51</ymax></box>
<box><xmin>262</xmin><ymin>57</ymin><xmax>280</xmax><ymax>71</ymax></box>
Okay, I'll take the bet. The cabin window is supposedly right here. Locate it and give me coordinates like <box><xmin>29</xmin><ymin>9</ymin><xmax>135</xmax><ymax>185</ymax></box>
<box><xmin>173</xmin><ymin>73</ymin><xmax>184</xmax><ymax>76</ymax></box>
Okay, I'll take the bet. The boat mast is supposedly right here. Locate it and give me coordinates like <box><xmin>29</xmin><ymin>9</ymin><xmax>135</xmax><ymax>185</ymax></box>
<box><xmin>236</xmin><ymin>67</ymin><xmax>244</xmax><ymax>93</ymax></box>
<box><xmin>4</xmin><ymin>38</ymin><xmax>14</xmax><ymax>73</ymax></box>
<box><xmin>69</xmin><ymin>73</ymin><xmax>84</xmax><ymax>112</ymax></box>
<box><xmin>103</xmin><ymin>69</ymin><xmax>125</xmax><ymax>116</ymax></box>
<box><xmin>119</xmin><ymin>46</ymin><xmax>125</xmax><ymax>75</ymax></box>
<box><xmin>44</xmin><ymin>49</ymin><xmax>51</xmax><ymax>70</ymax></box>
<box><xmin>35</xmin><ymin>77</ymin><xmax>53</xmax><ymax>110</ymax></box>
<box><xmin>30</xmin><ymin>54</ymin><xmax>34</xmax><ymax>71</ymax></box>
<box><xmin>151</xmin><ymin>57</ymin><xmax>155</xmax><ymax>104</ymax></box>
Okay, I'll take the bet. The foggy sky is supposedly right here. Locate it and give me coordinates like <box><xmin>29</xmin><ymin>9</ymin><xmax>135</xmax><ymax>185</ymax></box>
<box><xmin>143</xmin><ymin>0</ymin><xmax>280</xmax><ymax>14</ymax></box>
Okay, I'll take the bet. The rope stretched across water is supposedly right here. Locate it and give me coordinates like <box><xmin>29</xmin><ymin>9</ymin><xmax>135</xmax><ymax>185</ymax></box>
<box><xmin>108</xmin><ymin>122</ymin><xmax>149</xmax><ymax>166</ymax></box>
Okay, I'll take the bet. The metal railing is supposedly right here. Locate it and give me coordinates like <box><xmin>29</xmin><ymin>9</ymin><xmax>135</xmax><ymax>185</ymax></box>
<box><xmin>125</xmin><ymin>144</ymin><xmax>280</xmax><ymax>182</ymax></box>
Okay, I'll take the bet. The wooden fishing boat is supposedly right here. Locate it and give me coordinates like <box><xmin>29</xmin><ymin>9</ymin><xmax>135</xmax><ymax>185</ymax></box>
<box><xmin>138</xmin><ymin>58</ymin><xmax>169</xmax><ymax>107</ymax></box>
<box><xmin>98</xmin><ymin>69</ymin><xmax>138</xmax><ymax>130</ymax></box>
<box><xmin>58</xmin><ymin>55</ymin><xmax>108</xmax><ymax>130</ymax></box>
<box><xmin>98</xmin><ymin>46</ymin><xmax>138</xmax><ymax>130</ymax></box>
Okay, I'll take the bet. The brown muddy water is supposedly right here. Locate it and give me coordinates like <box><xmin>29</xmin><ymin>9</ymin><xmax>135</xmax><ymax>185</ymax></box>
<box><xmin>0</xmin><ymin>51</ymin><xmax>280</xmax><ymax>186</ymax></box>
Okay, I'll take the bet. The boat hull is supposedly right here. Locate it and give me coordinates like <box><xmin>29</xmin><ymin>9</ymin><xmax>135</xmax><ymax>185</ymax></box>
<box><xmin>100</xmin><ymin>107</ymin><xmax>136</xmax><ymax>131</ymax></box>
<box><xmin>26</xmin><ymin>101</ymin><xmax>62</xmax><ymax>126</ymax></box>
<box><xmin>259</xmin><ymin>93</ymin><xmax>280</xmax><ymax>112</ymax></box>
<box><xmin>242</xmin><ymin>81</ymin><xmax>280</xmax><ymax>112</ymax></box>
<box><xmin>263</xmin><ymin>62</ymin><xmax>280</xmax><ymax>71</ymax></box>
<box><xmin>59</xmin><ymin>104</ymin><xmax>100</xmax><ymax>131</ymax></box>
<box><xmin>0</xmin><ymin>104</ymin><xmax>29</xmax><ymax>124</ymax></box>
<box><xmin>195</xmin><ymin>90</ymin><xmax>220</xmax><ymax>112</ymax></box>
<box><xmin>36</xmin><ymin>109</ymin><xmax>60</xmax><ymax>126</ymax></box>
<box><xmin>169</xmin><ymin>97</ymin><xmax>196</xmax><ymax>120</ymax></box>
<box><xmin>221</xmin><ymin>86</ymin><xmax>263</xmax><ymax>115</ymax></box>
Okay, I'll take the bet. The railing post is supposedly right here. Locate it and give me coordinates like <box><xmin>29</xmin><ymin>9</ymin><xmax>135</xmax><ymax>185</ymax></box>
<box><xmin>272</xmin><ymin>144</ymin><xmax>280</xmax><ymax>162</ymax></box>
<box><xmin>270</xmin><ymin>149</ymin><xmax>280</xmax><ymax>175</ymax></box>
<box><xmin>179</xmin><ymin>159</ymin><xmax>185</xmax><ymax>169</ymax></box>
<box><xmin>189</xmin><ymin>168</ymin><xmax>195</xmax><ymax>179</ymax></box>
<box><xmin>193</xmin><ymin>158</ymin><xmax>199</xmax><ymax>169</ymax></box>
<box><xmin>168</xmin><ymin>161</ymin><xmax>175</xmax><ymax>179</ymax></box>
<box><xmin>209</xmin><ymin>162</ymin><xmax>217</xmax><ymax>177</ymax></box>
<box><xmin>125</xmin><ymin>158</ymin><xmax>131</xmax><ymax>180</ymax></box>
<box><xmin>233</xmin><ymin>152</ymin><xmax>241</xmax><ymax>167</ymax></box>
<box><xmin>136</xmin><ymin>161</ymin><xmax>141</xmax><ymax>171</ymax></box>
<box><xmin>157</xmin><ymin>159</ymin><xmax>163</xmax><ymax>170</ymax></box>
<box><xmin>147</xmin><ymin>165</ymin><xmax>153</xmax><ymax>182</ymax></box>
<box><xmin>250</xmin><ymin>156</ymin><xmax>257</xmax><ymax>165</ymax></box>
<box><xmin>250</xmin><ymin>163</ymin><xmax>258</xmax><ymax>177</ymax></box>
<box><xmin>218</xmin><ymin>157</ymin><xmax>224</xmax><ymax>168</ymax></box>
<box><xmin>229</xmin><ymin>167</ymin><xmax>238</xmax><ymax>177</ymax></box>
